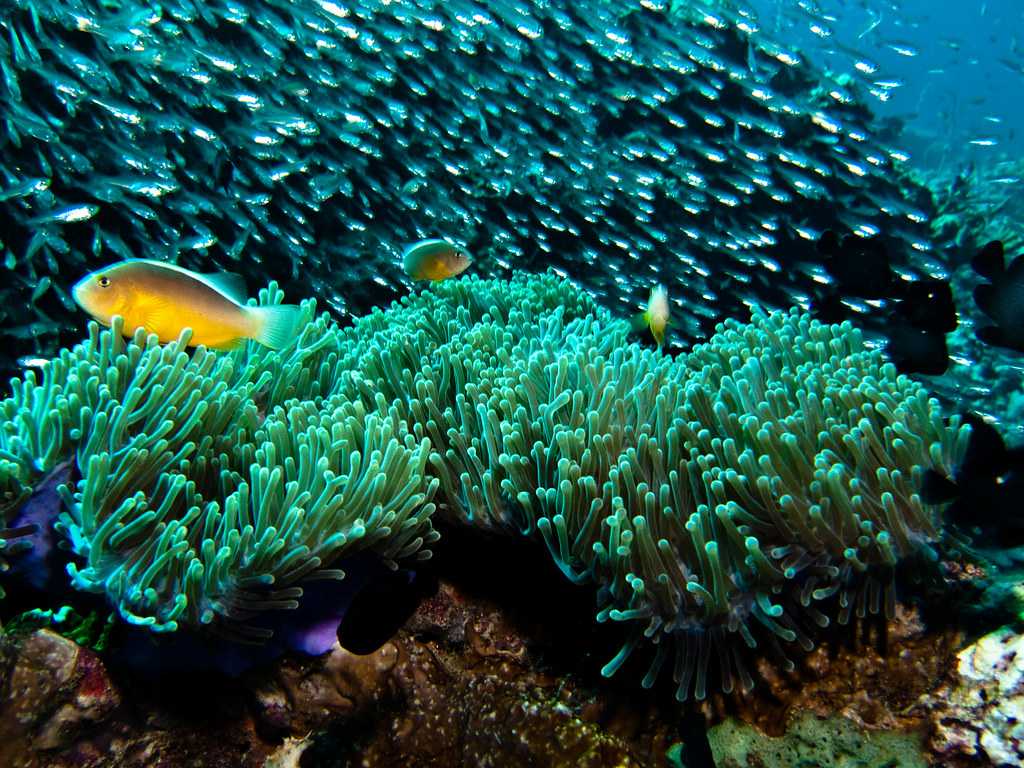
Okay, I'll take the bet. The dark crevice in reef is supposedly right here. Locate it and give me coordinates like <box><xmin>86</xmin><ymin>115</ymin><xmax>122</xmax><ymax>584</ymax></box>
<box><xmin>424</xmin><ymin>519</ymin><xmax>630</xmax><ymax>685</ymax></box>
<box><xmin>296</xmin><ymin>711</ymin><xmax>383</xmax><ymax>768</ymax></box>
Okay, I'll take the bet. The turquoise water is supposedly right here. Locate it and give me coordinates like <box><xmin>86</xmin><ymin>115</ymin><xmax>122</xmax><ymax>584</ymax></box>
<box><xmin>0</xmin><ymin>0</ymin><xmax>949</xmax><ymax>366</ymax></box>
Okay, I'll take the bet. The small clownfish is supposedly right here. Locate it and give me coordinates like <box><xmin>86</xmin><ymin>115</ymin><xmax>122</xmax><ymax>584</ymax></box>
<box><xmin>402</xmin><ymin>239</ymin><xmax>472</xmax><ymax>281</ymax></box>
<box><xmin>632</xmin><ymin>284</ymin><xmax>670</xmax><ymax>347</ymax></box>
<box><xmin>72</xmin><ymin>259</ymin><xmax>302</xmax><ymax>350</ymax></box>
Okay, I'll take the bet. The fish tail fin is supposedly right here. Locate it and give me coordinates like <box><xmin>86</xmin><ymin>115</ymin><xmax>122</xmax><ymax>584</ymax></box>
<box><xmin>250</xmin><ymin>304</ymin><xmax>303</xmax><ymax>350</ymax></box>
<box><xmin>631</xmin><ymin>311</ymin><xmax>650</xmax><ymax>332</ymax></box>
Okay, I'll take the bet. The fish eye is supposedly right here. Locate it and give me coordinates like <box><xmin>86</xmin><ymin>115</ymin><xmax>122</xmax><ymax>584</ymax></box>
<box><xmin>97</xmin><ymin>275</ymin><xmax>110</xmax><ymax>288</ymax></box>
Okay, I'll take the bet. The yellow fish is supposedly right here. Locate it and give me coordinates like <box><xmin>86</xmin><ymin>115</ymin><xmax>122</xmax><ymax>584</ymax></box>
<box><xmin>72</xmin><ymin>259</ymin><xmax>301</xmax><ymax>350</ymax></box>
<box><xmin>402</xmin><ymin>239</ymin><xmax>472</xmax><ymax>281</ymax></box>
<box><xmin>632</xmin><ymin>284</ymin><xmax>670</xmax><ymax>347</ymax></box>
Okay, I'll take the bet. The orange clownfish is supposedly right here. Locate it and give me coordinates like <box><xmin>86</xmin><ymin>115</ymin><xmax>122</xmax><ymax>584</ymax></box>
<box><xmin>402</xmin><ymin>239</ymin><xmax>472</xmax><ymax>281</ymax></box>
<box><xmin>72</xmin><ymin>259</ymin><xmax>301</xmax><ymax>350</ymax></box>
<box><xmin>632</xmin><ymin>284</ymin><xmax>670</xmax><ymax>347</ymax></box>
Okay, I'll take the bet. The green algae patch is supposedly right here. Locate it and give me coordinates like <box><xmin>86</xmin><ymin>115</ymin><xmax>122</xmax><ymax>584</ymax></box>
<box><xmin>2</xmin><ymin>605</ymin><xmax>115</xmax><ymax>653</ymax></box>
<box><xmin>708</xmin><ymin>711</ymin><xmax>928</xmax><ymax>768</ymax></box>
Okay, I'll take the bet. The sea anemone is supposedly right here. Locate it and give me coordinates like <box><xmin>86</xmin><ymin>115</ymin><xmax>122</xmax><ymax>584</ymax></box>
<box><xmin>1</xmin><ymin>274</ymin><xmax>967</xmax><ymax>698</ymax></box>
<box><xmin>0</xmin><ymin>284</ymin><xmax>439</xmax><ymax>637</ymax></box>
<box><xmin>331</xmin><ymin>275</ymin><xmax>969</xmax><ymax>699</ymax></box>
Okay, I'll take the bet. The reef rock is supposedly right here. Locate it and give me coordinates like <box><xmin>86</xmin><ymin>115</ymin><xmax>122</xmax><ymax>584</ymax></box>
<box><xmin>0</xmin><ymin>580</ymin><xmax>679</xmax><ymax>767</ymax></box>
<box><xmin>249</xmin><ymin>639</ymin><xmax>401</xmax><ymax>735</ymax></box>
<box><xmin>2</xmin><ymin>588</ymin><xmax>1005</xmax><ymax>768</ymax></box>
<box><xmin>0</xmin><ymin>629</ymin><xmax>119</xmax><ymax>768</ymax></box>
<box><xmin>924</xmin><ymin>626</ymin><xmax>1024</xmax><ymax>767</ymax></box>
<box><xmin>708</xmin><ymin>711</ymin><xmax>928</xmax><ymax>768</ymax></box>
<box><xmin>248</xmin><ymin>580</ymin><xmax>677</xmax><ymax>767</ymax></box>
<box><xmin>0</xmin><ymin>627</ymin><xmax>270</xmax><ymax>767</ymax></box>
<box><xmin>696</xmin><ymin>604</ymin><xmax>971</xmax><ymax>768</ymax></box>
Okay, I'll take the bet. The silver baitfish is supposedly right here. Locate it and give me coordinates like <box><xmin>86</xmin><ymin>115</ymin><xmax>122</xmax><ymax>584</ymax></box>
<box><xmin>0</xmin><ymin>0</ymin><xmax>942</xmax><ymax>377</ymax></box>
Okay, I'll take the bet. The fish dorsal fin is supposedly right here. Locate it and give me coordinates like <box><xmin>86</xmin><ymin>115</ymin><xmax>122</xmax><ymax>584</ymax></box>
<box><xmin>201</xmin><ymin>271</ymin><xmax>248</xmax><ymax>303</ymax></box>
<box><xmin>133</xmin><ymin>259</ymin><xmax>249</xmax><ymax>304</ymax></box>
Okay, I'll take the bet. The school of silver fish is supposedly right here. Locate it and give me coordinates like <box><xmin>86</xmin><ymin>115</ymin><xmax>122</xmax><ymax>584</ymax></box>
<box><xmin>0</xmin><ymin>0</ymin><xmax>967</xmax><ymax>370</ymax></box>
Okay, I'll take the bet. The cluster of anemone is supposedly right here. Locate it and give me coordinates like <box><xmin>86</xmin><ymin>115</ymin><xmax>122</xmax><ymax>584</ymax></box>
<box><xmin>0</xmin><ymin>284</ymin><xmax>439</xmax><ymax>636</ymax></box>
<box><xmin>0</xmin><ymin>274</ymin><xmax>967</xmax><ymax>698</ymax></box>
<box><xmin>326</xmin><ymin>274</ymin><xmax>968</xmax><ymax>699</ymax></box>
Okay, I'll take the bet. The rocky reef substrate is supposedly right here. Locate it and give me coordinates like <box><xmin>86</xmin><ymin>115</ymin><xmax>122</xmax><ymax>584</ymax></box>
<box><xmin>2</xmin><ymin>572</ymin><xmax>1007</xmax><ymax>768</ymax></box>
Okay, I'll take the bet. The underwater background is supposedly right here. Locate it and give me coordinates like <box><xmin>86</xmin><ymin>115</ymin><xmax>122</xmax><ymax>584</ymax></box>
<box><xmin>1</xmin><ymin>0</ymin><xmax>1023</xmax><ymax>766</ymax></box>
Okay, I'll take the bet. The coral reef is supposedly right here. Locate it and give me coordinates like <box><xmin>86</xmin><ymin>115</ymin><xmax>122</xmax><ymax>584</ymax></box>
<box><xmin>0</xmin><ymin>580</ymin><xmax>680</xmax><ymax>768</ymax></box>
<box><xmin>0</xmin><ymin>0</ymin><xmax>939</xmax><ymax>379</ymax></box>
<box><xmin>0</xmin><ymin>0</ymin><xmax>1011</xmax><ymax>761</ymax></box>
<box><xmin>0</xmin><ymin>630</ymin><xmax>120</xmax><ymax>768</ymax></box>
<box><xmin>251</xmin><ymin>581</ymin><xmax>667</xmax><ymax>768</ymax></box>
<box><xmin>922</xmin><ymin>626</ymin><xmax>1024</xmax><ymax>766</ymax></box>
<box><xmin>911</xmin><ymin>158</ymin><xmax>1024</xmax><ymax>445</ymax></box>
<box><xmin>926</xmin><ymin>156</ymin><xmax>1024</xmax><ymax>260</ymax></box>
<box><xmin>0</xmin><ymin>575</ymin><xmax>993</xmax><ymax>768</ymax></box>
<box><xmin>0</xmin><ymin>627</ymin><xmax>268</xmax><ymax>768</ymax></box>
<box><xmin>707</xmin><ymin>604</ymin><xmax>962</xmax><ymax>735</ymax></box>
<box><xmin>1</xmin><ymin>273</ymin><xmax>968</xmax><ymax>705</ymax></box>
